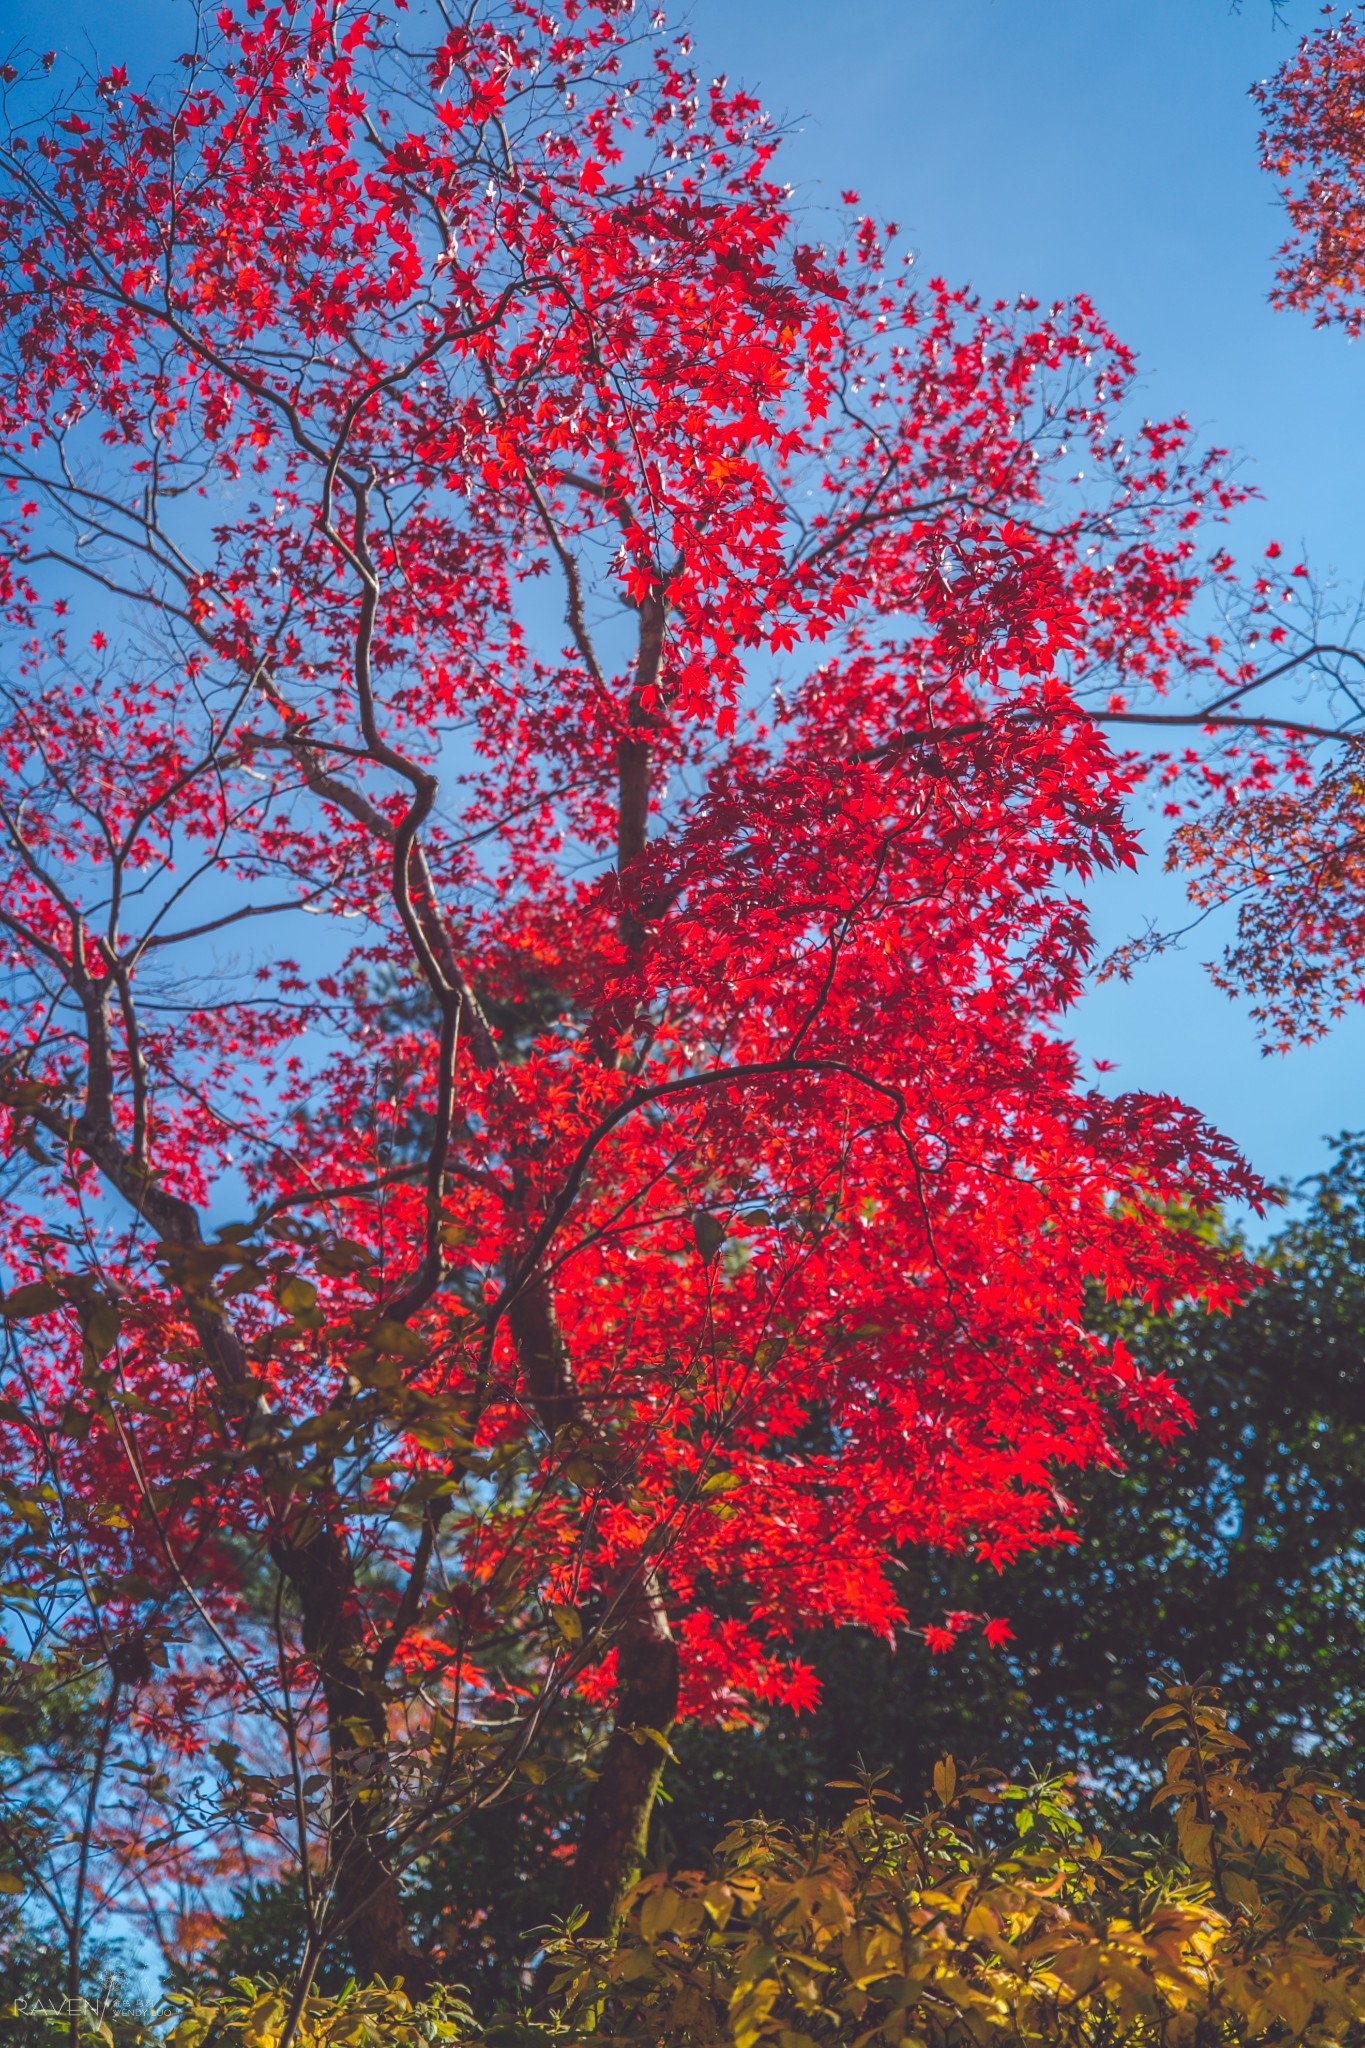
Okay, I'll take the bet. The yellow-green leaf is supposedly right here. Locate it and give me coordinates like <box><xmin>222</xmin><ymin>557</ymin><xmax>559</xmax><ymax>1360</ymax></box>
<box><xmin>277</xmin><ymin>1276</ymin><xmax>318</xmax><ymax>1314</ymax></box>
<box><xmin>550</xmin><ymin>1602</ymin><xmax>583</xmax><ymax>1645</ymax></box>
<box><xmin>933</xmin><ymin>1756</ymin><xmax>957</xmax><ymax>1806</ymax></box>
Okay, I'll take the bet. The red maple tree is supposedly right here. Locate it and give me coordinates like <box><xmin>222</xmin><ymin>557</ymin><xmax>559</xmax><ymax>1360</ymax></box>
<box><xmin>0</xmin><ymin>0</ymin><xmax>1259</xmax><ymax>2000</ymax></box>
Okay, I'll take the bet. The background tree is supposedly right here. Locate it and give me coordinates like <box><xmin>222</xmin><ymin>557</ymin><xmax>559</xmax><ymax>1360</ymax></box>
<box><xmin>1092</xmin><ymin>7</ymin><xmax>1365</xmax><ymax>1050</ymax></box>
<box><xmin>0</xmin><ymin>0</ymin><xmax>1262</xmax><ymax>2014</ymax></box>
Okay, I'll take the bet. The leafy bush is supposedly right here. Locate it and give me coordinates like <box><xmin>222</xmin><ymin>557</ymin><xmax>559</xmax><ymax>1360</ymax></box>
<box><xmin>160</xmin><ymin>1981</ymin><xmax>475</xmax><ymax>2048</ymax></box>
<box><xmin>542</xmin><ymin>1686</ymin><xmax>1365</xmax><ymax>2048</ymax></box>
<box><xmin>158</xmin><ymin>1688</ymin><xmax>1365</xmax><ymax>2048</ymax></box>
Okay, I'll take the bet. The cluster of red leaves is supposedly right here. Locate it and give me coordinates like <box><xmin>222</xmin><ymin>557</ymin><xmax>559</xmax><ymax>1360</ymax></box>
<box><xmin>0</xmin><ymin>0</ymin><xmax>1263</xmax><ymax>1934</ymax></box>
<box><xmin>1113</xmin><ymin>13</ymin><xmax>1365</xmax><ymax>1051</ymax></box>
<box><xmin>1171</xmin><ymin>741</ymin><xmax>1365</xmax><ymax>1049</ymax></box>
<box><xmin>1257</xmin><ymin>7</ymin><xmax>1365</xmax><ymax>334</ymax></box>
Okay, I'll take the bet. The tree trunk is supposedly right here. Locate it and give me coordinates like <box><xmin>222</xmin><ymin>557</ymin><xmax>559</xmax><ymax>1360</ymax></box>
<box><xmin>572</xmin><ymin>1573</ymin><xmax>679</xmax><ymax>1934</ymax></box>
<box><xmin>275</xmin><ymin>1519</ymin><xmax>436</xmax><ymax>1995</ymax></box>
<box><xmin>517</xmin><ymin>598</ymin><xmax>680</xmax><ymax>1930</ymax></box>
<box><xmin>508</xmin><ymin>1268</ymin><xmax>679</xmax><ymax>1932</ymax></box>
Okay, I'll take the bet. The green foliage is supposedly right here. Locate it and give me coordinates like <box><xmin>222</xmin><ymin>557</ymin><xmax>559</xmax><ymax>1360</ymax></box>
<box><xmin>0</xmin><ymin>1920</ymin><xmax>150</xmax><ymax>2046</ymax></box>
<box><xmin>170</xmin><ymin>1882</ymin><xmax>355</xmax><ymax>2006</ymax></box>
<box><xmin>0</xmin><ymin>1649</ymin><xmax>151</xmax><ymax>2045</ymax></box>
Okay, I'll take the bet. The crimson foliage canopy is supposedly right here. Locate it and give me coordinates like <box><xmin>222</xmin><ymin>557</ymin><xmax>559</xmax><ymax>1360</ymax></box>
<box><xmin>0</xmin><ymin>0</ymin><xmax>1257</xmax><ymax>1987</ymax></box>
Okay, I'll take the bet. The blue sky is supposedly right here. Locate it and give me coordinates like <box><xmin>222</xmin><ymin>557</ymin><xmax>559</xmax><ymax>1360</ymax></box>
<box><xmin>6</xmin><ymin>0</ymin><xmax>1362</xmax><ymax>1206</ymax></box>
